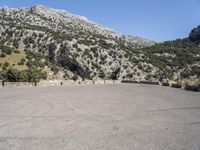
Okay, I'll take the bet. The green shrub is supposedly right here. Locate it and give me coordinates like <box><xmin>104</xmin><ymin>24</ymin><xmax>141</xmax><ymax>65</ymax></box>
<box><xmin>50</xmin><ymin>65</ymin><xmax>59</xmax><ymax>74</ymax></box>
<box><xmin>17</xmin><ymin>59</ymin><xmax>26</xmax><ymax>65</ymax></box>
<box><xmin>83</xmin><ymin>49</ymin><xmax>90</xmax><ymax>56</ymax></box>
<box><xmin>98</xmin><ymin>69</ymin><xmax>106</xmax><ymax>79</ymax></box>
<box><xmin>73</xmin><ymin>43</ymin><xmax>78</xmax><ymax>49</ymax></box>
<box><xmin>110</xmin><ymin>68</ymin><xmax>120</xmax><ymax>80</ymax></box>
<box><xmin>72</xmin><ymin>75</ymin><xmax>78</xmax><ymax>81</ymax></box>
<box><xmin>63</xmin><ymin>72</ymin><xmax>69</xmax><ymax>79</ymax></box>
<box><xmin>13</xmin><ymin>40</ymin><xmax>19</xmax><ymax>49</ymax></box>
<box><xmin>191</xmin><ymin>66</ymin><xmax>200</xmax><ymax>77</ymax></box>
<box><xmin>14</xmin><ymin>50</ymin><xmax>20</xmax><ymax>54</ymax></box>
<box><xmin>137</xmin><ymin>72</ymin><xmax>141</xmax><ymax>77</ymax></box>
<box><xmin>126</xmin><ymin>74</ymin><xmax>133</xmax><ymax>79</ymax></box>
<box><xmin>48</xmin><ymin>43</ymin><xmax>57</xmax><ymax>61</ymax></box>
<box><xmin>3</xmin><ymin>62</ymin><xmax>9</xmax><ymax>70</ymax></box>
<box><xmin>100</xmin><ymin>54</ymin><xmax>108</xmax><ymax>61</ymax></box>
<box><xmin>17</xmin><ymin>62</ymin><xmax>24</xmax><ymax>65</ymax></box>
<box><xmin>0</xmin><ymin>53</ymin><xmax>6</xmax><ymax>57</ymax></box>
<box><xmin>0</xmin><ymin>67</ymin><xmax>48</xmax><ymax>82</ymax></box>
<box><xmin>23</xmin><ymin>37</ymin><xmax>35</xmax><ymax>45</ymax></box>
<box><xmin>0</xmin><ymin>45</ymin><xmax>13</xmax><ymax>55</ymax></box>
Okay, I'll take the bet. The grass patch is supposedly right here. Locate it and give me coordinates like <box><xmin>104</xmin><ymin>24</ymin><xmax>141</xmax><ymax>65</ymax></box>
<box><xmin>0</xmin><ymin>49</ymin><xmax>27</xmax><ymax>71</ymax></box>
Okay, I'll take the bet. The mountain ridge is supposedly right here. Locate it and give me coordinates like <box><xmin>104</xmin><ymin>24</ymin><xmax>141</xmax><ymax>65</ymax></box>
<box><xmin>1</xmin><ymin>5</ymin><xmax>156</xmax><ymax>45</ymax></box>
<box><xmin>0</xmin><ymin>5</ymin><xmax>199</xmax><ymax>82</ymax></box>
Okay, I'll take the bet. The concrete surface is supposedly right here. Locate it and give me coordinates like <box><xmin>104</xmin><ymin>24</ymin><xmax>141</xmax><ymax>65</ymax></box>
<box><xmin>0</xmin><ymin>84</ymin><xmax>200</xmax><ymax>150</ymax></box>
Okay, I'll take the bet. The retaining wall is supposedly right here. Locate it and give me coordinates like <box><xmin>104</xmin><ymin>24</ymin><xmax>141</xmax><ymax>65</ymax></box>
<box><xmin>0</xmin><ymin>80</ymin><xmax>121</xmax><ymax>88</ymax></box>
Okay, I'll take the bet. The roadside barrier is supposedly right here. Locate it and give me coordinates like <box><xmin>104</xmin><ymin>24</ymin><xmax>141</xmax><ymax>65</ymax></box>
<box><xmin>0</xmin><ymin>80</ymin><xmax>121</xmax><ymax>87</ymax></box>
<box><xmin>122</xmin><ymin>80</ymin><xmax>159</xmax><ymax>85</ymax></box>
<box><xmin>121</xmin><ymin>80</ymin><xmax>200</xmax><ymax>92</ymax></box>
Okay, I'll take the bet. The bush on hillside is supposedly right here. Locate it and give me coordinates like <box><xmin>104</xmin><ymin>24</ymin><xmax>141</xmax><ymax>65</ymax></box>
<box><xmin>0</xmin><ymin>68</ymin><xmax>47</xmax><ymax>82</ymax></box>
<box><xmin>72</xmin><ymin>75</ymin><xmax>78</xmax><ymax>81</ymax></box>
<box><xmin>0</xmin><ymin>45</ymin><xmax>13</xmax><ymax>55</ymax></box>
<box><xmin>0</xmin><ymin>53</ymin><xmax>6</xmax><ymax>57</ymax></box>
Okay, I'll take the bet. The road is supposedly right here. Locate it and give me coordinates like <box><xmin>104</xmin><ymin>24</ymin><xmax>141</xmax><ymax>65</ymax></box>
<box><xmin>0</xmin><ymin>84</ymin><xmax>200</xmax><ymax>150</ymax></box>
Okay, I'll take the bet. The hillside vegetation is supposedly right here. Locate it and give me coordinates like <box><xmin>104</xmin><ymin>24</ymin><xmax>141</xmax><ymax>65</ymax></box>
<box><xmin>140</xmin><ymin>39</ymin><xmax>200</xmax><ymax>79</ymax></box>
<box><xmin>0</xmin><ymin>5</ymin><xmax>199</xmax><ymax>82</ymax></box>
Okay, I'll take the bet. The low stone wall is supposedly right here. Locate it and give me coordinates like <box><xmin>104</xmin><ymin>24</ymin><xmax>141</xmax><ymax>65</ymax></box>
<box><xmin>169</xmin><ymin>81</ymin><xmax>182</xmax><ymax>88</ymax></box>
<box><xmin>122</xmin><ymin>80</ymin><xmax>159</xmax><ymax>85</ymax></box>
<box><xmin>121</xmin><ymin>80</ymin><xmax>134</xmax><ymax>83</ymax></box>
<box><xmin>38</xmin><ymin>80</ymin><xmax>79</xmax><ymax>87</ymax></box>
<box><xmin>139</xmin><ymin>81</ymin><xmax>159</xmax><ymax>85</ymax></box>
<box><xmin>183</xmin><ymin>85</ymin><xmax>200</xmax><ymax>92</ymax></box>
<box><xmin>161</xmin><ymin>82</ymin><xmax>170</xmax><ymax>86</ymax></box>
<box><xmin>0</xmin><ymin>80</ymin><xmax>121</xmax><ymax>88</ymax></box>
<box><xmin>2</xmin><ymin>80</ymin><xmax>199</xmax><ymax>92</ymax></box>
<box><xmin>181</xmin><ymin>81</ymin><xmax>200</xmax><ymax>92</ymax></box>
<box><xmin>170</xmin><ymin>83</ymin><xmax>182</xmax><ymax>88</ymax></box>
<box><xmin>81</xmin><ymin>80</ymin><xmax>94</xmax><ymax>85</ymax></box>
<box><xmin>168</xmin><ymin>80</ymin><xmax>200</xmax><ymax>92</ymax></box>
<box><xmin>2</xmin><ymin>82</ymin><xmax>36</xmax><ymax>87</ymax></box>
<box><xmin>93</xmin><ymin>80</ymin><xmax>105</xmax><ymax>84</ymax></box>
<box><xmin>113</xmin><ymin>80</ymin><xmax>121</xmax><ymax>84</ymax></box>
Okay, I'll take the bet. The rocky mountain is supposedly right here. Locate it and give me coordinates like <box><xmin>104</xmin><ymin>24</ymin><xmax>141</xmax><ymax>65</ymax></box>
<box><xmin>189</xmin><ymin>25</ymin><xmax>200</xmax><ymax>42</ymax></box>
<box><xmin>0</xmin><ymin>5</ymin><xmax>158</xmax><ymax>81</ymax></box>
<box><xmin>0</xmin><ymin>5</ymin><xmax>199</xmax><ymax>82</ymax></box>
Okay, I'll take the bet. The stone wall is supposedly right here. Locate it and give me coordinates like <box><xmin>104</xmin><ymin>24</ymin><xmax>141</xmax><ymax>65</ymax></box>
<box><xmin>2</xmin><ymin>82</ymin><xmax>36</xmax><ymax>87</ymax></box>
<box><xmin>121</xmin><ymin>80</ymin><xmax>159</xmax><ymax>85</ymax></box>
<box><xmin>0</xmin><ymin>80</ymin><xmax>121</xmax><ymax>88</ymax></box>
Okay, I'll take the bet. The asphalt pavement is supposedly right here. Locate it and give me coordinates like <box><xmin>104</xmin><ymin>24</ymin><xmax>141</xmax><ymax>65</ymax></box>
<box><xmin>0</xmin><ymin>84</ymin><xmax>200</xmax><ymax>150</ymax></box>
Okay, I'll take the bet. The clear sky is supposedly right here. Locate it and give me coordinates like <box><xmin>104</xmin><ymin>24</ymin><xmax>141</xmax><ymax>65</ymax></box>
<box><xmin>0</xmin><ymin>0</ymin><xmax>200</xmax><ymax>41</ymax></box>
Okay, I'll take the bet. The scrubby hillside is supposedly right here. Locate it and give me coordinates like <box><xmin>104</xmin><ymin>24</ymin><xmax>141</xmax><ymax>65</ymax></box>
<box><xmin>0</xmin><ymin>5</ymin><xmax>158</xmax><ymax>82</ymax></box>
<box><xmin>140</xmin><ymin>38</ymin><xmax>200</xmax><ymax>80</ymax></box>
<box><xmin>0</xmin><ymin>5</ymin><xmax>199</xmax><ymax>82</ymax></box>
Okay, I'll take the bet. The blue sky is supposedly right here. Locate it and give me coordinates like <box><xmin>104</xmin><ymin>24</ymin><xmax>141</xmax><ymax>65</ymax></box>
<box><xmin>0</xmin><ymin>0</ymin><xmax>200</xmax><ymax>41</ymax></box>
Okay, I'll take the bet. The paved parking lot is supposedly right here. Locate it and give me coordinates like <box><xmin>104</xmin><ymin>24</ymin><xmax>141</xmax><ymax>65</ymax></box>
<box><xmin>0</xmin><ymin>84</ymin><xmax>200</xmax><ymax>150</ymax></box>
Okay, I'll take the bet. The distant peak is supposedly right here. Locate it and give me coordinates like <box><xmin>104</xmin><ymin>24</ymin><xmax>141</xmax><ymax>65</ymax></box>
<box><xmin>30</xmin><ymin>5</ymin><xmax>51</xmax><ymax>11</ymax></box>
<box><xmin>32</xmin><ymin>4</ymin><xmax>48</xmax><ymax>8</ymax></box>
<box><xmin>30</xmin><ymin>5</ymin><xmax>89</xmax><ymax>21</ymax></box>
<box><xmin>0</xmin><ymin>5</ymin><xmax>17</xmax><ymax>10</ymax></box>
